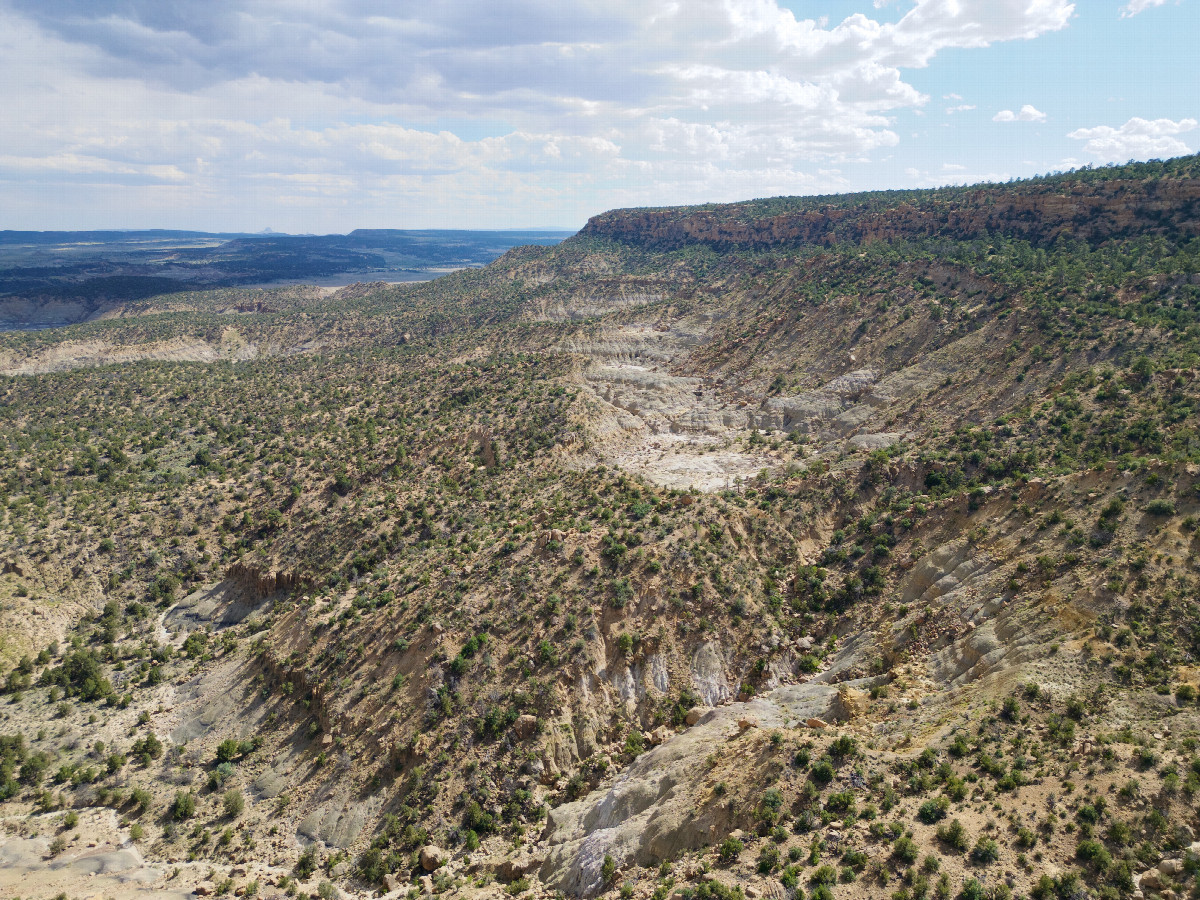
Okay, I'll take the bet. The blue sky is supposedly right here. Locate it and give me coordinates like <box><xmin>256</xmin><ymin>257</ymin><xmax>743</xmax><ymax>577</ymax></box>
<box><xmin>0</xmin><ymin>0</ymin><xmax>1194</xmax><ymax>233</ymax></box>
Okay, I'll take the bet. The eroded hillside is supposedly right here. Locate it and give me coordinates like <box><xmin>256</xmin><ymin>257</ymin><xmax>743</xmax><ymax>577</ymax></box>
<box><xmin>1</xmin><ymin>157</ymin><xmax>1200</xmax><ymax>900</ymax></box>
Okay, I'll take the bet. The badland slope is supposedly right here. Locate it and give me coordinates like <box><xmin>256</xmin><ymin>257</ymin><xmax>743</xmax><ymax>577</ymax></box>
<box><xmin>0</xmin><ymin>157</ymin><xmax>1198</xmax><ymax>900</ymax></box>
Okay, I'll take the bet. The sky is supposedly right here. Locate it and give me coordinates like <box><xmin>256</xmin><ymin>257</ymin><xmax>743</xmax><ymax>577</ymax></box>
<box><xmin>0</xmin><ymin>0</ymin><xmax>1195</xmax><ymax>233</ymax></box>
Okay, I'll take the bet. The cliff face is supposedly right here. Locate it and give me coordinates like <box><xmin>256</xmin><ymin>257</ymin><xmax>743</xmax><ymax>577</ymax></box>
<box><xmin>581</xmin><ymin>173</ymin><xmax>1200</xmax><ymax>251</ymax></box>
<box><xmin>224</xmin><ymin>562</ymin><xmax>312</xmax><ymax>599</ymax></box>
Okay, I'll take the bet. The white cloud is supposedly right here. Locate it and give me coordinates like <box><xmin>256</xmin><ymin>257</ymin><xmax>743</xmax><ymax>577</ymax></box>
<box><xmin>904</xmin><ymin>164</ymin><xmax>1011</xmax><ymax>187</ymax></box>
<box><xmin>1120</xmin><ymin>0</ymin><xmax>1168</xmax><ymax>17</ymax></box>
<box><xmin>946</xmin><ymin>104</ymin><xmax>976</xmax><ymax>114</ymax></box>
<box><xmin>1067</xmin><ymin>116</ymin><xmax>1197</xmax><ymax>161</ymax></box>
<box><xmin>0</xmin><ymin>0</ymin><xmax>1079</xmax><ymax>229</ymax></box>
<box><xmin>0</xmin><ymin>153</ymin><xmax>186</xmax><ymax>181</ymax></box>
<box><xmin>993</xmin><ymin>104</ymin><xmax>1047</xmax><ymax>122</ymax></box>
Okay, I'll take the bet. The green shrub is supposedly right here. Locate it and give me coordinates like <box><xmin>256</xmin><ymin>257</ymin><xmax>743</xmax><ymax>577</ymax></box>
<box><xmin>892</xmin><ymin>837</ymin><xmax>920</xmax><ymax>865</ymax></box>
<box><xmin>1105</xmin><ymin>821</ymin><xmax>1133</xmax><ymax>844</ymax></box>
<box><xmin>718</xmin><ymin>838</ymin><xmax>743</xmax><ymax>864</ymax></box>
<box><xmin>295</xmin><ymin>846</ymin><xmax>318</xmax><ymax>879</ymax></box>
<box><xmin>223</xmin><ymin>790</ymin><xmax>245</xmax><ymax>818</ymax></box>
<box><xmin>601</xmin><ymin>853</ymin><xmax>618</xmax><ymax>883</ymax></box>
<box><xmin>826</xmin><ymin>791</ymin><xmax>855</xmax><ymax>815</ymax></box>
<box><xmin>936</xmin><ymin>819</ymin><xmax>969</xmax><ymax>852</ymax></box>
<box><xmin>130</xmin><ymin>732</ymin><xmax>162</xmax><ymax>761</ymax></box>
<box><xmin>760</xmin><ymin>787</ymin><xmax>785</xmax><ymax>818</ymax></box>
<box><xmin>780</xmin><ymin>867</ymin><xmax>799</xmax><ymax>891</ymax></box>
<box><xmin>694</xmin><ymin>879</ymin><xmax>745</xmax><ymax>900</ymax></box>
<box><xmin>836</xmin><ymin>849</ymin><xmax>866</xmax><ymax>871</ymax></box>
<box><xmin>171</xmin><ymin>790</ymin><xmax>196</xmax><ymax>820</ymax></box>
<box><xmin>1075</xmin><ymin>839</ymin><xmax>1111</xmax><ymax>872</ymax></box>
<box><xmin>810</xmin><ymin>865</ymin><xmax>837</xmax><ymax>886</ymax></box>
<box><xmin>1031</xmin><ymin>872</ymin><xmax>1084</xmax><ymax>900</ymax></box>
<box><xmin>130</xmin><ymin>787</ymin><xmax>152</xmax><ymax>811</ymax></box>
<box><xmin>536</xmin><ymin>640</ymin><xmax>558</xmax><ymax>666</ymax></box>
<box><xmin>758</xmin><ymin>844</ymin><xmax>781</xmax><ymax>874</ymax></box>
<box><xmin>970</xmin><ymin>838</ymin><xmax>1000</xmax><ymax>865</ymax></box>
<box><xmin>829</xmin><ymin>735</ymin><xmax>857</xmax><ymax>758</ymax></box>
<box><xmin>917</xmin><ymin>796</ymin><xmax>950</xmax><ymax>824</ymax></box>
<box><xmin>810</xmin><ymin>760</ymin><xmax>835</xmax><ymax>785</ymax></box>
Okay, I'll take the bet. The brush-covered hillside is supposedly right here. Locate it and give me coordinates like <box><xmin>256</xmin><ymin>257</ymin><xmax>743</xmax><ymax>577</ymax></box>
<box><xmin>1</xmin><ymin>156</ymin><xmax>1199</xmax><ymax>900</ymax></box>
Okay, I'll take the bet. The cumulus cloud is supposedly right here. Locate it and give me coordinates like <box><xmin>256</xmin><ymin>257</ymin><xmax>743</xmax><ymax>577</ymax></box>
<box><xmin>993</xmin><ymin>105</ymin><xmax>1047</xmax><ymax>122</ymax></box>
<box><xmin>1067</xmin><ymin>116</ymin><xmax>1197</xmax><ymax>161</ymax></box>
<box><xmin>1120</xmin><ymin>0</ymin><xmax>1168</xmax><ymax>17</ymax></box>
<box><xmin>0</xmin><ymin>0</ymin><xmax>1079</xmax><ymax>229</ymax></box>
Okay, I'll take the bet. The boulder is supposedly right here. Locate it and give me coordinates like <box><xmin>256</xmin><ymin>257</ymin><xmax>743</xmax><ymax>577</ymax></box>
<box><xmin>691</xmin><ymin>642</ymin><xmax>732</xmax><ymax>706</ymax></box>
<box><xmin>384</xmin><ymin>874</ymin><xmax>402</xmax><ymax>892</ymax></box>
<box><xmin>1159</xmin><ymin>858</ymin><xmax>1183</xmax><ymax>877</ymax></box>
<box><xmin>498</xmin><ymin>853</ymin><xmax>546</xmax><ymax>881</ymax></box>
<box><xmin>738</xmin><ymin>716</ymin><xmax>759</xmax><ymax>730</ymax></box>
<box><xmin>420</xmin><ymin>845</ymin><xmax>448</xmax><ymax>871</ymax></box>
<box><xmin>832</xmin><ymin>687</ymin><xmax>868</xmax><ymax>722</ymax></box>
<box><xmin>513</xmin><ymin>715</ymin><xmax>538</xmax><ymax>740</ymax></box>
<box><xmin>194</xmin><ymin>884</ymin><xmax>216</xmax><ymax>897</ymax></box>
<box><xmin>806</xmin><ymin>717</ymin><xmax>830</xmax><ymax>729</ymax></box>
<box><xmin>419</xmin><ymin>875</ymin><xmax>434</xmax><ymax>895</ymax></box>
<box><xmin>684</xmin><ymin>707</ymin><xmax>710</xmax><ymax>726</ymax></box>
<box><xmin>1140</xmin><ymin>870</ymin><xmax>1162</xmax><ymax>890</ymax></box>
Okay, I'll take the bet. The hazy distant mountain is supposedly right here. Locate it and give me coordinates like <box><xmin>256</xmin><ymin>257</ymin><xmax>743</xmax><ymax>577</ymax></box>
<box><xmin>0</xmin><ymin>228</ymin><xmax>574</xmax><ymax>330</ymax></box>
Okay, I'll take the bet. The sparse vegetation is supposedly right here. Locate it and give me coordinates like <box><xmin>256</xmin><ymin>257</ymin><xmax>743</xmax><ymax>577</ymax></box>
<box><xmin>2</xmin><ymin>156</ymin><xmax>1200</xmax><ymax>900</ymax></box>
